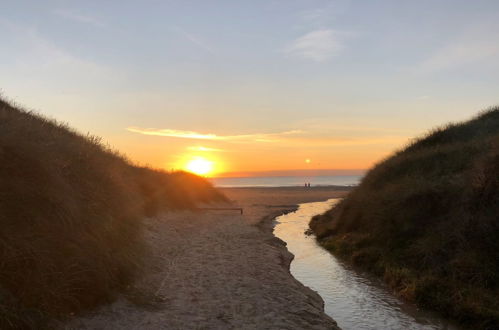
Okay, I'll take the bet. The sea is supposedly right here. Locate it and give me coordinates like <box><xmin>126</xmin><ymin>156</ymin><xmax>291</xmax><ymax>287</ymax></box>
<box><xmin>210</xmin><ymin>175</ymin><xmax>362</xmax><ymax>188</ymax></box>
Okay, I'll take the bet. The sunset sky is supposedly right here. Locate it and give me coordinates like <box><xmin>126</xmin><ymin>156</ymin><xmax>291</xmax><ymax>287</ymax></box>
<box><xmin>2</xmin><ymin>1</ymin><xmax>499</xmax><ymax>176</ymax></box>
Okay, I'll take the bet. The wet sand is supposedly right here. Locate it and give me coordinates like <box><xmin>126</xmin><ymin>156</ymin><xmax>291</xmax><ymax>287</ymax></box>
<box><xmin>64</xmin><ymin>186</ymin><xmax>350</xmax><ymax>329</ymax></box>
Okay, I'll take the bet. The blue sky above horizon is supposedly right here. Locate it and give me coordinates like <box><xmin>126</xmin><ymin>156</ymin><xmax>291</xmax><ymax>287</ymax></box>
<box><xmin>1</xmin><ymin>1</ymin><xmax>499</xmax><ymax>174</ymax></box>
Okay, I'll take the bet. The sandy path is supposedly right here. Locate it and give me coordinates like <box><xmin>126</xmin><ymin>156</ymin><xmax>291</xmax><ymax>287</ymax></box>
<box><xmin>64</xmin><ymin>187</ymin><xmax>348</xmax><ymax>329</ymax></box>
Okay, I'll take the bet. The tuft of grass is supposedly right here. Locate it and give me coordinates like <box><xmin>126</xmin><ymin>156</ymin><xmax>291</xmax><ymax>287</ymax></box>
<box><xmin>310</xmin><ymin>107</ymin><xmax>499</xmax><ymax>329</ymax></box>
<box><xmin>0</xmin><ymin>98</ymin><xmax>227</xmax><ymax>328</ymax></box>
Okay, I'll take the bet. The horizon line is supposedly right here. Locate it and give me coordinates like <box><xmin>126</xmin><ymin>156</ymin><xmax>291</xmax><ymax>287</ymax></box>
<box><xmin>212</xmin><ymin>168</ymin><xmax>366</xmax><ymax>178</ymax></box>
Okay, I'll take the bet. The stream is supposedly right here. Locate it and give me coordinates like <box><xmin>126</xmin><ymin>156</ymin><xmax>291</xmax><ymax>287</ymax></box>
<box><xmin>273</xmin><ymin>199</ymin><xmax>458</xmax><ymax>330</ymax></box>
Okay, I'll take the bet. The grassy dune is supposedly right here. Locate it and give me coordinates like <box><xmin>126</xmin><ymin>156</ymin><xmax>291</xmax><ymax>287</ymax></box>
<box><xmin>0</xmin><ymin>98</ymin><xmax>226</xmax><ymax>328</ymax></box>
<box><xmin>310</xmin><ymin>108</ymin><xmax>499</xmax><ymax>329</ymax></box>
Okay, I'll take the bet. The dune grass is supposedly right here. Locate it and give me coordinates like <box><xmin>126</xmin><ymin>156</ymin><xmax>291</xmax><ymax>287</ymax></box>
<box><xmin>0</xmin><ymin>98</ymin><xmax>226</xmax><ymax>328</ymax></box>
<box><xmin>310</xmin><ymin>108</ymin><xmax>499</xmax><ymax>329</ymax></box>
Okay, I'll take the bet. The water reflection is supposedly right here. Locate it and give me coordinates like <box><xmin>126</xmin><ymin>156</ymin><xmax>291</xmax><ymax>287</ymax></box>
<box><xmin>273</xmin><ymin>199</ymin><xmax>458</xmax><ymax>330</ymax></box>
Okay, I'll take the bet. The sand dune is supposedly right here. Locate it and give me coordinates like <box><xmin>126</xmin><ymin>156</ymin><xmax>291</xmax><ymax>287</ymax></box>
<box><xmin>63</xmin><ymin>187</ymin><xmax>348</xmax><ymax>329</ymax></box>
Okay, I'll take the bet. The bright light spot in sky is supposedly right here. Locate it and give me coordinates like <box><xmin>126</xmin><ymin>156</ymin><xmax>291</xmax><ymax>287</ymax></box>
<box><xmin>305</xmin><ymin>159</ymin><xmax>311</xmax><ymax>163</ymax></box>
<box><xmin>185</xmin><ymin>157</ymin><xmax>214</xmax><ymax>176</ymax></box>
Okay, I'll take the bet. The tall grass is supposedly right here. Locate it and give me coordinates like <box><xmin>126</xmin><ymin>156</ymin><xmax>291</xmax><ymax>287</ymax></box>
<box><xmin>310</xmin><ymin>108</ymin><xmax>499</xmax><ymax>329</ymax></box>
<box><xmin>0</xmin><ymin>98</ymin><xmax>226</xmax><ymax>328</ymax></box>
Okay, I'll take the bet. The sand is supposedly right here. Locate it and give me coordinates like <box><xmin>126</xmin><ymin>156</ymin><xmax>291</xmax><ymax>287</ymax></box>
<box><xmin>63</xmin><ymin>187</ymin><xmax>349</xmax><ymax>330</ymax></box>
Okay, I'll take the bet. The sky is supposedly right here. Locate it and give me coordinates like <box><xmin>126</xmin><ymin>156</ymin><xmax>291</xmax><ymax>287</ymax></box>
<box><xmin>1</xmin><ymin>0</ymin><xmax>499</xmax><ymax>176</ymax></box>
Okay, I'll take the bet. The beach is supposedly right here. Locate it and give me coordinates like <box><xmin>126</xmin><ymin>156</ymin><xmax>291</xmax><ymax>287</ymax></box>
<box><xmin>63</xmin><ymin>186</ymin><xmax>350</xmax><ymax>329</ymax></box>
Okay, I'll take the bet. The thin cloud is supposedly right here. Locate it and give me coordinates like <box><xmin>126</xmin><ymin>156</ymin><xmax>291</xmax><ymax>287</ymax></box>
<box><xmin>285</xmin><ymin>29</ymin><xmax>343</xmax><ymax>62</ymax></box>
<box><xmin>173</xmin><ymin>26</ymin><xmax>215</xmax><ymax>54</ymax></box>
<box><xmin>53</xmin><ymin>9</ymin><xmax>104</xmax><ymax>27</ymax></box>
<box><xmin>283</xmin><ymin>135</ymin><xmax>410</xmax><ymax>147</ymax></box>
<box><xmin>416</xmin><ymin>23</ymin><xmax>499</xmax><ymax>73</ymax></box>
<box><xmin>128</xmin><ymin>128</ymin><xmax>217</xmax><ymax>140</ymax></box>
<box><xmin>418</xmin><ymin>41</ymin><xmax>499</xmax><ymax>73</ymax></box>
<box><xmin>127</xmin><ymin>127</ymin><xmax>302</xmax><ymax>142</ymax></box>
<box><xmin>0</xmin><ymin>20</ymin><xmax>113</xmax><ymax>87</ymax></box>
<box><xmin>187</xmin><ymin>146</ymin><xmax>226</xmax><ymax>152</ymax></box>
<box><xmin>127</xmin><ymin>126</ymin><xmax>408</xmax><ymax>147</ymax></box>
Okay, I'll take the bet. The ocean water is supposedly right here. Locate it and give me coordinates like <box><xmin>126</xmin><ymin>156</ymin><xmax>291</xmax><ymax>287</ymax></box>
<box><xmin>210</xmin><ymin>175</ymin><xmax>362</xmax><ymax>187</ymax></box>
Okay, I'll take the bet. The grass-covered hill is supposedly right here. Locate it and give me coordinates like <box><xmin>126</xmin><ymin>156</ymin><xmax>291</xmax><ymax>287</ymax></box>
<box><xmin>0</xmin><ymin>98</ymin><xmax>226</xmax><ymax>328</ymax></box>
<box><xmin>310</xmin><ymin>108</ymin><xmax>499</xmax><ymax>329</ymax></box>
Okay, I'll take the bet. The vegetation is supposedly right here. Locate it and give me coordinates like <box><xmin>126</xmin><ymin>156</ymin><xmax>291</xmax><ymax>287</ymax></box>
<box><xmin>0</xmin><ymin>98</ymin><xmax>226</xmax><ymax>328</ymax></box>
<box><xmin>310</xmin><ymin>108</ymin><xmax>499</xmax><ymax>329</ymax></box>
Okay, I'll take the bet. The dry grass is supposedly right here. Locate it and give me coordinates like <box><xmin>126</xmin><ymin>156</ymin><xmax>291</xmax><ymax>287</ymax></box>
<box><xmin>0</xmin><ymin>98</ymin><xmax>226</xmax><ymax>328</ymax></box>
<box><xmin>310</xmin><ymin>108</ymin><xmax>499</xmax><ymax>329</ymax></box>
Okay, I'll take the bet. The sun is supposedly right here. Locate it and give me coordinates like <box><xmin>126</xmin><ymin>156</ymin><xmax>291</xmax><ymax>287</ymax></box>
<box><xmin>185</xmin><ymin>157</ymin><xmax>214</xmax><ymax>176</ymax></box>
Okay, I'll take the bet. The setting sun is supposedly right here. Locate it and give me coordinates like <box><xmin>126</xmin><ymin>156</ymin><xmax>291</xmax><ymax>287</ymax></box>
<box><xmin>185</xmin><ymin>157</ymin><xmax>214</xmax><ymax>176</ymax></box>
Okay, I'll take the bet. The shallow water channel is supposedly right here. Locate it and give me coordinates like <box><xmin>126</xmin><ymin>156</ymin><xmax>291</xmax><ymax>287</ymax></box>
<box><xmin>273</xmin><ymin>199</ymin><xmax>458</xmax><ymax>330</ymax></box>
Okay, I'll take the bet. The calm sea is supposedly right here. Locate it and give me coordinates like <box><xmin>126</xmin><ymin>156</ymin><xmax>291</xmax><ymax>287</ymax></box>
<box><xmin>210</xmin><ymin>175</ymin><xmax>362</xmax><ymax>188</ymax></box>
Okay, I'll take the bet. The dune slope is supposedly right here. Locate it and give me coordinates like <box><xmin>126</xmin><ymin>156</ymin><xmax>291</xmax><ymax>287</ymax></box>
<box><xmin>0</xmin><ymin>98</ymin><xmax>225</xmax><ymax>328</ymax></box>
<box><xmin>309</xmin><ymin>108</ymin><xmax>499</xmax><ymax>329</ymax></box>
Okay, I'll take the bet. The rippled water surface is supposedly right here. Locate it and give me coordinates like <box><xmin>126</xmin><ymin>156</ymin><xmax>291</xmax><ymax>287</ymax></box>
<box><xmin>273</xmin><ymin>199</ymin><xmax>458</xmax><ymax>330</ymax></box>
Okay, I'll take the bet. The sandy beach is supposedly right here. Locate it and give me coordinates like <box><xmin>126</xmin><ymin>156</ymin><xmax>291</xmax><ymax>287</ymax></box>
<box><xmin>63</xmin><ymin>187</ymin><xmax>350</xmax><ymax>330</ymax></box>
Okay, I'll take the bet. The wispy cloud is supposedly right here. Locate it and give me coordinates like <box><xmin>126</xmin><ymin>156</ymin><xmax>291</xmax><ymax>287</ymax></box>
<box><xmin>128</xmin><ymin>128</ymin><xmax>217</xmax><ymax>140</ymax></box>
<box><xmin>416</xmin><ymin>23</ymin><xmax>499</xmax><ymax>73</ymax></box>
<box><xmin>285</xmin><ymin>29</ymin><xmax>343</xmax><ymax>62</ymax></box>
<box><xmin>127</xmin><ymin>127</ymin><xmax>302</xmax><ymax>142</ymax></box>
<box><xmin>173</xmin><ymin>26</ymin><xmax>215</xmax><ymax>54</ymax></box>
<box><xmin>127</xmin><ymin>126</ymin><xmax>409</xmax><ymax>147</ymax></box>
<box><xmin>418</xmin><ymin>41</ymin><xmax>499</xmax><ymax>73</ymax></box>
<box><xmin>187</xmin><ymin>146</ymin><xmax>226</xmax><ymax>152</ymax></box>
<box><xmin>53</xmin><ymin>9</ymin><xmax>104</xmax><ymax>27</ymax></box>
<box><xmin>284</xmin><ymin>135</ymin><xmax>410</xmax><ymax>147</ymax></box>
<box><xmin>0</xmin><ymin>19</ymin><xmax>112</xmax><ymax>86</ymax></box>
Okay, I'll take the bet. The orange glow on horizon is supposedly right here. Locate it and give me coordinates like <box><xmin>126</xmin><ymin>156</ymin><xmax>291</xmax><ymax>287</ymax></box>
<box><xmin>124</xmin><ymin>136</ymin><xmax>402</xmax><ymax>176</ymax></box>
